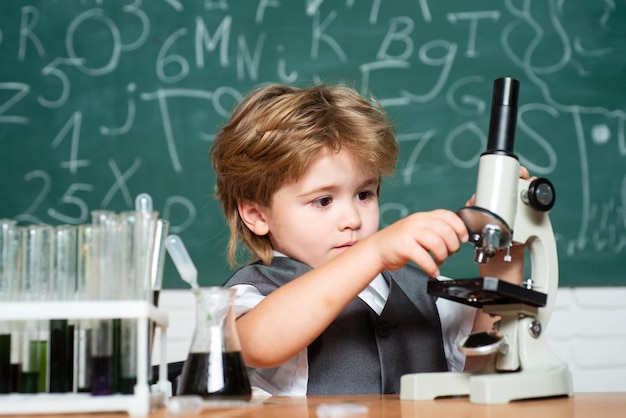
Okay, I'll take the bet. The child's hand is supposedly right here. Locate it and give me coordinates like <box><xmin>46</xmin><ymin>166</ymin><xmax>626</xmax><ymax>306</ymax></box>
<box><xmin>371</xmin><ymin>209</ymin><xmax>469</xmax><ymax>277</ymax></box>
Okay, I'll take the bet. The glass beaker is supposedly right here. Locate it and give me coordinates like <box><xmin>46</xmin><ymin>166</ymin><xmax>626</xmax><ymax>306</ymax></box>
<box><xmin>177</xmin><ymin>287</ymin><xmax>251</xmax><ymax>400</ymax></box>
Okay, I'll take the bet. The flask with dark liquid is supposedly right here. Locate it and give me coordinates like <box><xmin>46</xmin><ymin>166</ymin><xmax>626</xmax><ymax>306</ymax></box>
<box><xmin>177</xmin><ymin>287</ymin><xmax>251</xmax><ymax>400</ymax></box>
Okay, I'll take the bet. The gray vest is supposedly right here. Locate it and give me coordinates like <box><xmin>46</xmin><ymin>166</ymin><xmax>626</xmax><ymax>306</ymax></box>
<box><xmin>223</xmin><ymin>257</ymin><xmax>448</xmax><ymax>395</ymax></box>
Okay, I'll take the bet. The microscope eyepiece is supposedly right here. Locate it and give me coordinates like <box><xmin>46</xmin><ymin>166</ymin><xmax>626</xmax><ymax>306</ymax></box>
<box><xmin>485</xmin><ymin>77</ymin><xmax>520</xmax><ymax>156</ymax></box>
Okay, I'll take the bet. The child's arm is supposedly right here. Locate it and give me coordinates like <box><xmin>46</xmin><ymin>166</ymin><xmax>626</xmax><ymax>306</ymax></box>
<box><xmin>235</xmin><ymin>209</ymin><xmax>469</xmax><ymax>368</ymax></box>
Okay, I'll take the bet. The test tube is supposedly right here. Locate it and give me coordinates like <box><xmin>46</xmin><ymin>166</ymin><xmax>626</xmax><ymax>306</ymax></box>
<box><xmin>0</xmin><ymin>219</ymin><xmax>18</xmax><ymax>393</ymax></box>
<box><xmin>90</xmin><ymin>211</ymin><xmax>118</xmax><ymax>395</ymax></box>
<box><xmin>119</xmin><ymin>211</ymin><xmax>138</xmax><ymax>395</ymax></box>
<box><xmin>150</xmin><ymin>219</ymin><xmax>169</xmax><ymax>307</ymax></box>
<box><xmin>20</xmin><ymin>225</ymin><xmax>53</xmax><ymax>299</ymax></box>
<box><xmin>133</xmin><ymin>193</ymin><xmax>159</xmax><ymax>303</ymax></box>
<box><xmin>9</xmin><ymin>329</ymin><xmax>21</xmax><ymax>392</ymax></box>
<box><xmin>120</xmin><ymin>203</ymin><xmax>158</xmax><ymax>394</ymax></box>
<box><xmin>149</xmin><ymin>218</ymin><xmax>169</xmax><ymax>366</ymax></box>
<box><xmin>19</xmin><ymin>224</ymin><xmax>53</xmax><ymax>393</ymax></box>
<box><xmin>132</xmin><ymin>196</ymin><xmax>170</xmax><ymax>381</ymax></box>
<box><xmin>5</xmin><ymin>221</ymin><xmax>22</xmax><ymax>392</ymax></box>
<box><xmin>74</xmin><ymin>224</ymin><xmax>96</xmax><ymax>393</ymax></box>
<box><xmin>49</xmin><ymin>225</ymin><xmax>77</xmax><ymax>393</ymax></box>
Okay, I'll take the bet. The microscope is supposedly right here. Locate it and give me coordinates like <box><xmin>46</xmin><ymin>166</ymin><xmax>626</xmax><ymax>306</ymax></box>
<box><xmin>400</xmin><ymin>77</ymin><xmax>573</xmax><ymax>404</ymax></box>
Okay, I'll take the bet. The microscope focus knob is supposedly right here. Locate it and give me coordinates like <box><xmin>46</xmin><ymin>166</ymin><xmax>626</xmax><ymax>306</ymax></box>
<box><xmin>524</xmin><ymin>177</ymin><xmax>556</xmax><ymax>212</ymax></box>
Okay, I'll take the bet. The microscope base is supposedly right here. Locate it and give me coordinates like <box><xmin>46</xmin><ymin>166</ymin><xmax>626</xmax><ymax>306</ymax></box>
<box><xmin>400</xmin><ymin>364</ymin><xmax>573</xmax><ymax>404</ymax></box>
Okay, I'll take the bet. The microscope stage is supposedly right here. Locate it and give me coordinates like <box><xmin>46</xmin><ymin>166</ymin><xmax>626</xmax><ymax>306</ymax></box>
<box><xmin>428</xmin><ymin>277</ymin><xmax>547</xmax><ymax>308</ymax></box>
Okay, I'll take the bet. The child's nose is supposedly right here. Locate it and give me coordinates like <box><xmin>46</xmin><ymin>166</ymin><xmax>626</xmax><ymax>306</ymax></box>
<box><xmin>339</xmin><ymin>203</ymin><xmax>362</xmax><ymax>230</ymax></box>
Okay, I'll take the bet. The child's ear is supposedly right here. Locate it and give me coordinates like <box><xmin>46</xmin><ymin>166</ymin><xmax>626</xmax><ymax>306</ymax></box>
<box><xmin>237</xmin><ymin>201</ymin><xmax>270</xmax><ymax>236</ymax></box>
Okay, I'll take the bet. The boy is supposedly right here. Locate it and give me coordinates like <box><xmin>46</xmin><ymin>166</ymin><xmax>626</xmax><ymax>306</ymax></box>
<box><xmin>210</xmin><ymin>83</ymin><xmax>526</xmax><ymax>395</ymax></box>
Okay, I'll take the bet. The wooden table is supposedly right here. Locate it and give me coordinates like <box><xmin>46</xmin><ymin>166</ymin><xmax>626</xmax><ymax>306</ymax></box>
<box><xmin>3</xmin><ymin>393</ymin><xmax>622</xmax><ymax>417</ymax></box>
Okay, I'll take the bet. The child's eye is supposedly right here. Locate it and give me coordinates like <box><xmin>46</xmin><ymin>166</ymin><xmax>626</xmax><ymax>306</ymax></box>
<box><xmin>313</xmin><ymin>196</ymin><xmax>333</xmax><ymax>207</ymax></box>
<box><xmin>357</xmin><ymin>191</ymin><xmax>374</xmax><ymax>201</ymax></box>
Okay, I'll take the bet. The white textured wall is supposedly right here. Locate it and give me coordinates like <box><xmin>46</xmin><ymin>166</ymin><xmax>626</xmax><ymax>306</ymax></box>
<box><xmin>548</xmin><ymin>287</ymin><xmax>626</xmax><ymax>392</ymax></box>
<box><xmin>153</xmin><ymin>287</ymin><xmax>626</xmax><ymax>393</ymax></box>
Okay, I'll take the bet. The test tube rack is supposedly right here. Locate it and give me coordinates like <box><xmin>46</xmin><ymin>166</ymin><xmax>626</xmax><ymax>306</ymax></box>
<box><xmin>0</xmin><ymin>300</ymin><xmax>170</xmax><ymax>416</ymax></box>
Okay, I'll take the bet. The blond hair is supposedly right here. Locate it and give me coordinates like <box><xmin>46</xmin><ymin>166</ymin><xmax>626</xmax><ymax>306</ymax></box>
<box><xmin>210</xmin><ymin>84</ymin><xmax>398</xmax><ymax>266</ymax></box>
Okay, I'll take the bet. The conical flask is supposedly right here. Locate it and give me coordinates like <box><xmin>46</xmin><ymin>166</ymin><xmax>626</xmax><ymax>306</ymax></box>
<box><xmin>177</xmin><ymin>287</ymin><xmax>251</xmax><ymax>400</ymax></box>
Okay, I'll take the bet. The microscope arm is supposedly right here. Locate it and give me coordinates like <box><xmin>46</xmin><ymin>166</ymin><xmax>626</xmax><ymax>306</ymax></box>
<box><xmin>510</xmin><ymin>177</ymin><xmax>559</xmax><ymax>327</ymax></box>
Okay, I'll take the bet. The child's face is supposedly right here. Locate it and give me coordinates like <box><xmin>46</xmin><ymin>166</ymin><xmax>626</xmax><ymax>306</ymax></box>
<box><xmin>259</xmin><ymin>148</ymin><xmax>381</xmax><ymax>268</ymax></box>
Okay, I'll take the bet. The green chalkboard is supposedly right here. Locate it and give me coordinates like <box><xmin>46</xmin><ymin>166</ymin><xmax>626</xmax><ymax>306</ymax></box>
<box><xmin>1</xmin><ymin>1</ymin><xmax>624</xmax><ymax>288</ymax></box>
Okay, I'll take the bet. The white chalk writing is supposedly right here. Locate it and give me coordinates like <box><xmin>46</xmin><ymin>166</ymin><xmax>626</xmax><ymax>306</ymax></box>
<box><xmin>1</xmin><ymin>0</ymin><xmax>624</xmax><ymax>285</ymax></box>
